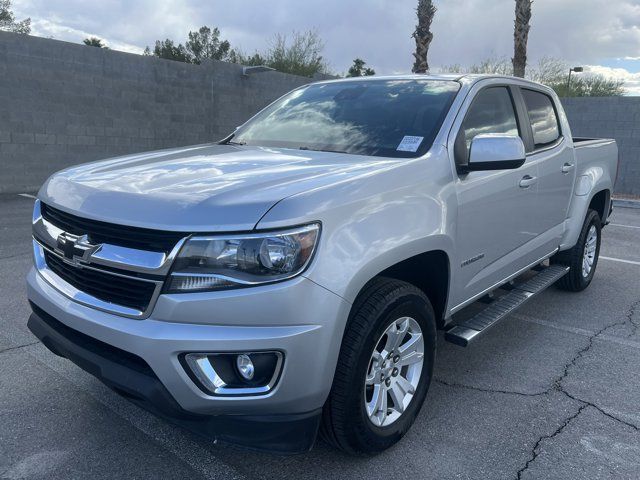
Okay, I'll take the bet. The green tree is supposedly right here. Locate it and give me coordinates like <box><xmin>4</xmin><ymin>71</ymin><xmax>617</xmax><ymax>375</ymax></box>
<box><xmin>146</xmin><ymin>25</ymin><xmax>232</xmax><ymax>64</ymax></box>
<box><xmin>412</xmin><ymin>0</ymin><xmax>436</xmax><ymax>73</ymax></box>
<box><xmin>440</xmin><ymin>56</ymin><xmax>626</xmax><ymax>97</ymax></box>
<box><xmin>145</xmin><ymin>26</ymin><xmax>330</xmax><ymax>77</ymax></box>
<box><xmin>533</xmin><ymin>58</ymin><xmax>625</xmax><ymax>96</ymax></box>
<box><xmin>265</xmin><ymin>30</ymin><xmax>329</xmax><ymax>77</ymax></box>
<box><xmin>347</xmin><ymin>58</ymin><xmax>375</xmax><ymax>77</ymax></box>
<box><xmin>527</xmin><ymin>56</ymin><xmax>566</xmax><ymax>84</ymax></box>
<box><xmin>228</xmin><ymin>49</ymin><xmax>267</xmax><ymax>67</ymax></box>
<box><xmin>440</xmin><ymin>55</ymin><xmax>512</xmax><ymax>75</ymax></box>
<box><xmin>574</xmin><ymin>76</ymin><xmax>625</xmax><ymax>96</ymax></box>
<box><xmin>230</xmin><ymin>30</ymin><xmax>329</xmax><ymax>77</ymax></box>
<box><xmin>149</xmin><ymin>39</ymin><xmax>192</xmax><ymax>63</ymax></box>
<box><xmin>186</xmin><ymin>26</ymin><xmax>231</xmax><ymax>64</ymax></box>
<box><xmin>0</xmin><ymin>0</ymin><xmax>30</xmax><ymax>34</ymax></box>
<box><xmin>83</xmin><ymin>37</ymin><xmax>107</xmax><ymax>48</ymax></box>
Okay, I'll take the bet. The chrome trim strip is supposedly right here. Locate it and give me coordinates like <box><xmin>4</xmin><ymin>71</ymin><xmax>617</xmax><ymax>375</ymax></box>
<box><xmin>184</xmin><ymin>351</ymin><xmax>284</xmax><ymax>396</ymax></box>
<box><xmin>32</xmin><ymin>200</ymin><xmax>64</xmax><ymax>250</ymax></box>
<box><xmin>187</xmin><ymin>223</ymin><xmax>320</xmax><ymax>242</ymax></box>
<box><xmin>168</xmin><ymin>271</ymin><xmax>298</xmax><ymax>287</ymax></box>
<box><xmin>33</xmin><ymin>200</ymin><xmax>188</xmax><ymax>277</ymax></box>
<box><xmin>88</xmin><ymin>238</ymin><xmax>188</xmax><ymax>275</ymax></box>
<box><xmin>33</xmin><ymin>239</ymin><xmax>163</xmax><ymax>319</ymax></box>
<box><xmin>450</xmin><ymin>248</ymin><xmax>559</xmax><ymax>314</ymax></box>
<box><xmin>526</xmin><ymin>136</ymin><xmax>565</xmax><ymax>157</ymax></box>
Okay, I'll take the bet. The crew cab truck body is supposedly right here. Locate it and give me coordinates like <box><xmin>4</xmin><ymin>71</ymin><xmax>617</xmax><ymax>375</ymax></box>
<box><xmin>27</xmin><ymin>74</ymin><xmax>618</xmax><ymax>454</ymax></box>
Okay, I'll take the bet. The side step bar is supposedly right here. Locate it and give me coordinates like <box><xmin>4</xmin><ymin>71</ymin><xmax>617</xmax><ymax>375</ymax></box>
<box><xmin>445</xmin><ymin>265</ymin><xmax>569</xmax><ymax>347</ymax></box>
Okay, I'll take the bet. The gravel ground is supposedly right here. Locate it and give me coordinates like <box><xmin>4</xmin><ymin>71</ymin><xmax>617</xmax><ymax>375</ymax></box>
<box><xmin>1</xmin><ymin>194</ymin><xmax>638</xmax><ymax>480</ymax></box>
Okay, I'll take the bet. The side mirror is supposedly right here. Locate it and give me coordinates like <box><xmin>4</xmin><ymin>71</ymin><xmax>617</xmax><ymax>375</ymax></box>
<box><xmin>464</xmin><ymin>134</ymin><xmax>526</xmax><ymax>172</ymax></box>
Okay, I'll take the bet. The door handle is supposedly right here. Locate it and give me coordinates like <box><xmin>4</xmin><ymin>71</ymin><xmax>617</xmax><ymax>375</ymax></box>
<box><xmin>519</xmin><ymin>175</ymin><xmax>537</xmax><ymax>188</ymax></box>
<box><xmin>562</xmin><ymin>162</ymin><xmax>575</xmax><ymax>173</ymax></box>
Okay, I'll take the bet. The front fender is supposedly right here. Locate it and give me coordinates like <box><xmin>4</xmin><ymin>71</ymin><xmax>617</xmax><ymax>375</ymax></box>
<box><xmin>256</xmin><ymin>150</ymin><xmax>456</xmax><ymax>305</ymax></box>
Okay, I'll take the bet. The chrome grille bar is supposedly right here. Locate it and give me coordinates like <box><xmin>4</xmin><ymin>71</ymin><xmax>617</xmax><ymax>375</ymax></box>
<box><xmin>32</xmin><ymin>200</ymin><xmax>190</xmax><ymax>318</ymax></box>
<box><xmin>33</xmin><ymin>240</ymin><xmax>163</xmax><ymax>318</ymax></box>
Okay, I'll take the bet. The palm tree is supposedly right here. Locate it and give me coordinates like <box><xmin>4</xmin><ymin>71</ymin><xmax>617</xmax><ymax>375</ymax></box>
<box><xmin>412</xmin><ymin>0</ymin><xmax>436</xmax><ymax>73</ymax></box>
<box><xmin>512</xmin><ymin>0</ymin><xmax>532</xmax><ymax>78</ymax></box>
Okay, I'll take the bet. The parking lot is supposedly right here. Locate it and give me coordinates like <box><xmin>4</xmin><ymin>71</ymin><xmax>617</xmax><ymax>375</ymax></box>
<box><xmin>1</xmin><ymin>193</ymin><xmax>639</xmax><ymax>480</ymax></box>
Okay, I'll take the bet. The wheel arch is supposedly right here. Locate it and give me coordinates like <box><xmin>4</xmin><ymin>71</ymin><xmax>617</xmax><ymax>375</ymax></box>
<box><xmin>560</xmin><ymin>180</ymin><xmax>612</xmax><ymax>251</ymax></box>
<box><xmin>588</xmin><ymin>189</ymin><xmax>610</xmax><ymax>222</ymax></box>
<box><xmin>348</xmin><ymin>250</ymin><xmax>451</xmax><ymax>329</ymax></box>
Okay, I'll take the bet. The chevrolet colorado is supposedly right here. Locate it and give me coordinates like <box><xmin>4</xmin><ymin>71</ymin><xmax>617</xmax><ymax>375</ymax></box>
<box><xmin>27</xmin><ymin>74</ymin><xmax>618</xmax><ymax>455</ymax></box>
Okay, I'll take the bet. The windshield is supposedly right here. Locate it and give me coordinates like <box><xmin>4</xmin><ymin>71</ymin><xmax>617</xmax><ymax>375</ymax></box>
<box><xmin>231</xmin><ymin>79</ymin><xmax>460</xmax><ymax>158</ymax></box>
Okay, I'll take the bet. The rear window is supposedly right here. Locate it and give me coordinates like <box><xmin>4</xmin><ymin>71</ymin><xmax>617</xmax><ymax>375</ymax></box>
<box><xmin>521</xmin><ymin>89</ymin><xmax>560</xmax><ymax>148</ymax></box>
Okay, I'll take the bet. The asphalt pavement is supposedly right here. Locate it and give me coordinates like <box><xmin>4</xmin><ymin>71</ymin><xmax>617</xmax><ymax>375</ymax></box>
<box><xmin>1</xmin><ymin>193</ymin><xmax>639</xmax><ymax>480</ymax></box>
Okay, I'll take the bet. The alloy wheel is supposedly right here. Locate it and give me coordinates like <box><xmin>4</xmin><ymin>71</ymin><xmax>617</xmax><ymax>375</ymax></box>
<box><xmin>364</xmin><ymin>316</ymin><xmax>424</xmax><ymax>427</ymax></box>
<box><xmin>582</xmin><ymin>225</ymin><xmax>598</xmax><ymax>277</ymax></box>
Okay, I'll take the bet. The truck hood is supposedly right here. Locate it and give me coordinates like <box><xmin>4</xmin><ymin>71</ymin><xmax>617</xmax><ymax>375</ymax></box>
<box><xmin>40</xmin><ymin>144</ymin><xmax>400</xmax><ymax>232</ymax></box>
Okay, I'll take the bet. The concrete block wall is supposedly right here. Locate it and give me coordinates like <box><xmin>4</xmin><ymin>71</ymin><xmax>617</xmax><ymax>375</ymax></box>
<box><xmin>560</xmin><ymin>97</ymin><xmax>640</xmax><ymax>196</ymax></box>
<box><xmin>1</xmin><ymin>31</ymin><xmax>639</xmax><ymax>196</ymax></box>
<box><xmin>0</xmin><ymin>31</ymin><xmax>310</xmax><ymax>193</ymax></box>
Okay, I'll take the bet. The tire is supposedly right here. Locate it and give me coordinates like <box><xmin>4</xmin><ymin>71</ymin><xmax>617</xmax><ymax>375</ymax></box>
<box><xmin>552</xmin><ymin>209</ymin><xmax>601</xmax><ymax>292</ymax></box>
<box><xmin>320</xmin><ymin>277</ymin><xmax>436</xmax><ymax>455</ymax></box>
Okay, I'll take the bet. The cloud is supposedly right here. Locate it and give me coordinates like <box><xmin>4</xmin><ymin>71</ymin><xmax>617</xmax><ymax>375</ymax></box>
<box><xmin>29</xmin><ymin>18</ymin><xmax>143</xmax><ymax>53</ymax></box>
<box><xmin>585</xmin><ymin>65</ymin><xmax>640</xmax><ymax>95</ymax></box>
<box><xmin>9</xmin><ymin>0</ymin><xmax>640</xmax><ymax>93</ymax></box>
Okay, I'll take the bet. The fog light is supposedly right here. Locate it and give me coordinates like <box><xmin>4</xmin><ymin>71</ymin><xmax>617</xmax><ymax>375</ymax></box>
<box><xmin>236</xmin><ymin>354</ymin><xmax>255</xmax><ymax>380</ymax></box>
<box><xmin>183</xmin><ymin>351</ymin><xmax>283</xmax><ymax>396</ymax></box>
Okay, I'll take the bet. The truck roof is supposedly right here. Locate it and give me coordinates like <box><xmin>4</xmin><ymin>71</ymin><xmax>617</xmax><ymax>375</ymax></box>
<box><xmin>315</xmin><ymin>73</ymin><xmax>550</xmax><ymax>91</ymax></box>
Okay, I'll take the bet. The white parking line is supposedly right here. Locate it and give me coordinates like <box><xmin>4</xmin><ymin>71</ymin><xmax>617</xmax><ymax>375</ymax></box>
<box><xmin>600</xmin><ymin>256</ymin><xmax>640</xmax><ymax>266</ymax></box>
<box><xmin>609</xmin><ymin>223</ymin><xmax>640</xmax><ymax>230</ymax></box>
<box><xmin>513</xmin><ymin>313</ymin><xmax>640</xmax><ymax>351</ymax></box>
<box><xmin>24</xmin><ymin>344</ymin><xmax>247</xmax><ymax>480</ymax></box>
<box><xmin>17</xmin><ymin>193</ymin><xmax>36</xmax><ymax>199</ymax></box>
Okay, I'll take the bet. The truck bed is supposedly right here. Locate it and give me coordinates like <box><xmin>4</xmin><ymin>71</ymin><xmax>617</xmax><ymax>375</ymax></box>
<box><xmin>572</xmin><ymin>137</ymin><xmax>617</xmax><ymax>174</ymax></box>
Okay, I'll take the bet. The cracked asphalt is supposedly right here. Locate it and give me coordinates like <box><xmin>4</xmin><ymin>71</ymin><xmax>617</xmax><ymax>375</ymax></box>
<box><xmin>1</xmin><ymin>194</ymin><xmax>639</xmax><ymax>480</ymax></box>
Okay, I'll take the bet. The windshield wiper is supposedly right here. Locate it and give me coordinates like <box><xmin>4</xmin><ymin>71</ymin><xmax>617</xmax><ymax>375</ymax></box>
<box><xmin>219</xmin><ymin>133</ymin><xmax>246</xmax><ymax>146</ymax></box>
<box><xmin>299</xmin><ymin>146</ymin><xmax>347</xmax><ymax>154</ymax></box>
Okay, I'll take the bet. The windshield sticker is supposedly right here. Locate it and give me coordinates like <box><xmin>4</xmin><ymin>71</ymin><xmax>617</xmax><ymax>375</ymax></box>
<box><xmin>396</xmin><ymin>136</ymin><xmax>424</xmax><ymax>152</ymax></box>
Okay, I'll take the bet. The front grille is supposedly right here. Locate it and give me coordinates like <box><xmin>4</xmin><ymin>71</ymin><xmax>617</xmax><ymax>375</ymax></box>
<box><xmin>44</xmin><ymin>250</ymin><xmax>156</xmax><ymax>312</ymax></box>
<box><xmin>41</xmin><ymin>203</ymin><xmax>185</xmax><ymax>252</ymax></box>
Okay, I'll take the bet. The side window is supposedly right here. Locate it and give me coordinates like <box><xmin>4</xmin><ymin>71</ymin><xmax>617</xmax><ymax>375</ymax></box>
<box><xmin>455</xmin><ymin>87</ymin><xmax>519</xmax><ymax>165</ymax></box>
<box><xmin>521</xmin><ymin>89</ymin><xmax>560</xmax><ymax>148</ymax></box>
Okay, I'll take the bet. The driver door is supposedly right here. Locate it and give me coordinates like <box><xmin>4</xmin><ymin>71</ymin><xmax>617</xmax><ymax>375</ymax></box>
<box><xmin>450</xmin><ymin>85</ymin><xmax>542</xmax><ymax>311</ymax></box>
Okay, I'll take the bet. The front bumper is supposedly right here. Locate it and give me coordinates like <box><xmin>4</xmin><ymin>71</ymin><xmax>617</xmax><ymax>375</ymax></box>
<box><xmin>27</xmin><ymin>267</ymin><xmax>350</xmax><ymax>452</ymax></box>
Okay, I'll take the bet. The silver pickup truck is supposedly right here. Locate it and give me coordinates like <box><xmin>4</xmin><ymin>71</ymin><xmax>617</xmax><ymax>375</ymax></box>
<box><xmin>27</xmin><ymin>74</ymin><xmax>618</xmax><ymax>455</ymax></box>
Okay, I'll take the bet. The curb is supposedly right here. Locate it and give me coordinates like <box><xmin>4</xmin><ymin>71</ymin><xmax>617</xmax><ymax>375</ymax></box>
<box><xmin>613</xmin><ymin>198</ymin><xmax>640</xmax><ymax>209</ymax></box>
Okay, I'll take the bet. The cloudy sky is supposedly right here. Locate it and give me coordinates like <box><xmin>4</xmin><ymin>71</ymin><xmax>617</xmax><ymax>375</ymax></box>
<box><xmin>11</xmin><ymin>0</ymin><xmax>640</xmax><ymax>94</ymax></box>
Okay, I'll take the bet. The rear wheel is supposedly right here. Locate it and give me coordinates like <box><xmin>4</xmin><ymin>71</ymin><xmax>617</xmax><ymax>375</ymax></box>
<box><xmin>320</xmin><ymin>277</ymin><xmax>436</xmax><ymax>454</ymax></box>
<box><xmin>553</xmin><ymin>209</ymin><xmax>601</xmax><ymax>292</ymax></box>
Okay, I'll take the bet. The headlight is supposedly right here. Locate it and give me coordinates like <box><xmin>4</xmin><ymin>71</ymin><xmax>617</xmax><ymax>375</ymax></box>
<box><xmin>166</xmin><ymin>223</ymin><xmax>320</xmax><ymax>293</ymax></box>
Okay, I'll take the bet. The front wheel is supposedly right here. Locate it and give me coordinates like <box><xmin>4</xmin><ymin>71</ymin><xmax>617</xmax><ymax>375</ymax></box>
<box><xmin>553</xmin><ymin>209</ymin><xmax>601</xmax><ymax>292</ymax></box>
<box><xmin>320</xmin><ymin>277</ymin><xmax>436</xmax><ymax>455</ymax></box>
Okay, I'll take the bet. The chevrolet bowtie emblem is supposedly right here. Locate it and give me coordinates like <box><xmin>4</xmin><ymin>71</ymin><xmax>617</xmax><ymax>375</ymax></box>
<box><xmin>56</xmin><ymin>233</ymin><xmax>100</xmax><ymax>264</ymax></box>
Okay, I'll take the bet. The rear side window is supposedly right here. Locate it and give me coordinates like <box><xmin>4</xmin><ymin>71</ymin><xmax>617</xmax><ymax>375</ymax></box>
<box><xmin>455</xmin><ymin>87</ymin><xmax>519</xmax><ymax>164</ymax></box>
<box><xmin>521</xmin><ymin>89</ymin><xmax>560</xmax><ymax>148</ymax></box>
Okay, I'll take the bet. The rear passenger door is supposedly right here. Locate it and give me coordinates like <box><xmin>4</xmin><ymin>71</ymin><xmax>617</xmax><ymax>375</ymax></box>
<box><xmin>519</xmin><ymin>88</ymin><xmax>575</xmax><ymax>242</ymax></box>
